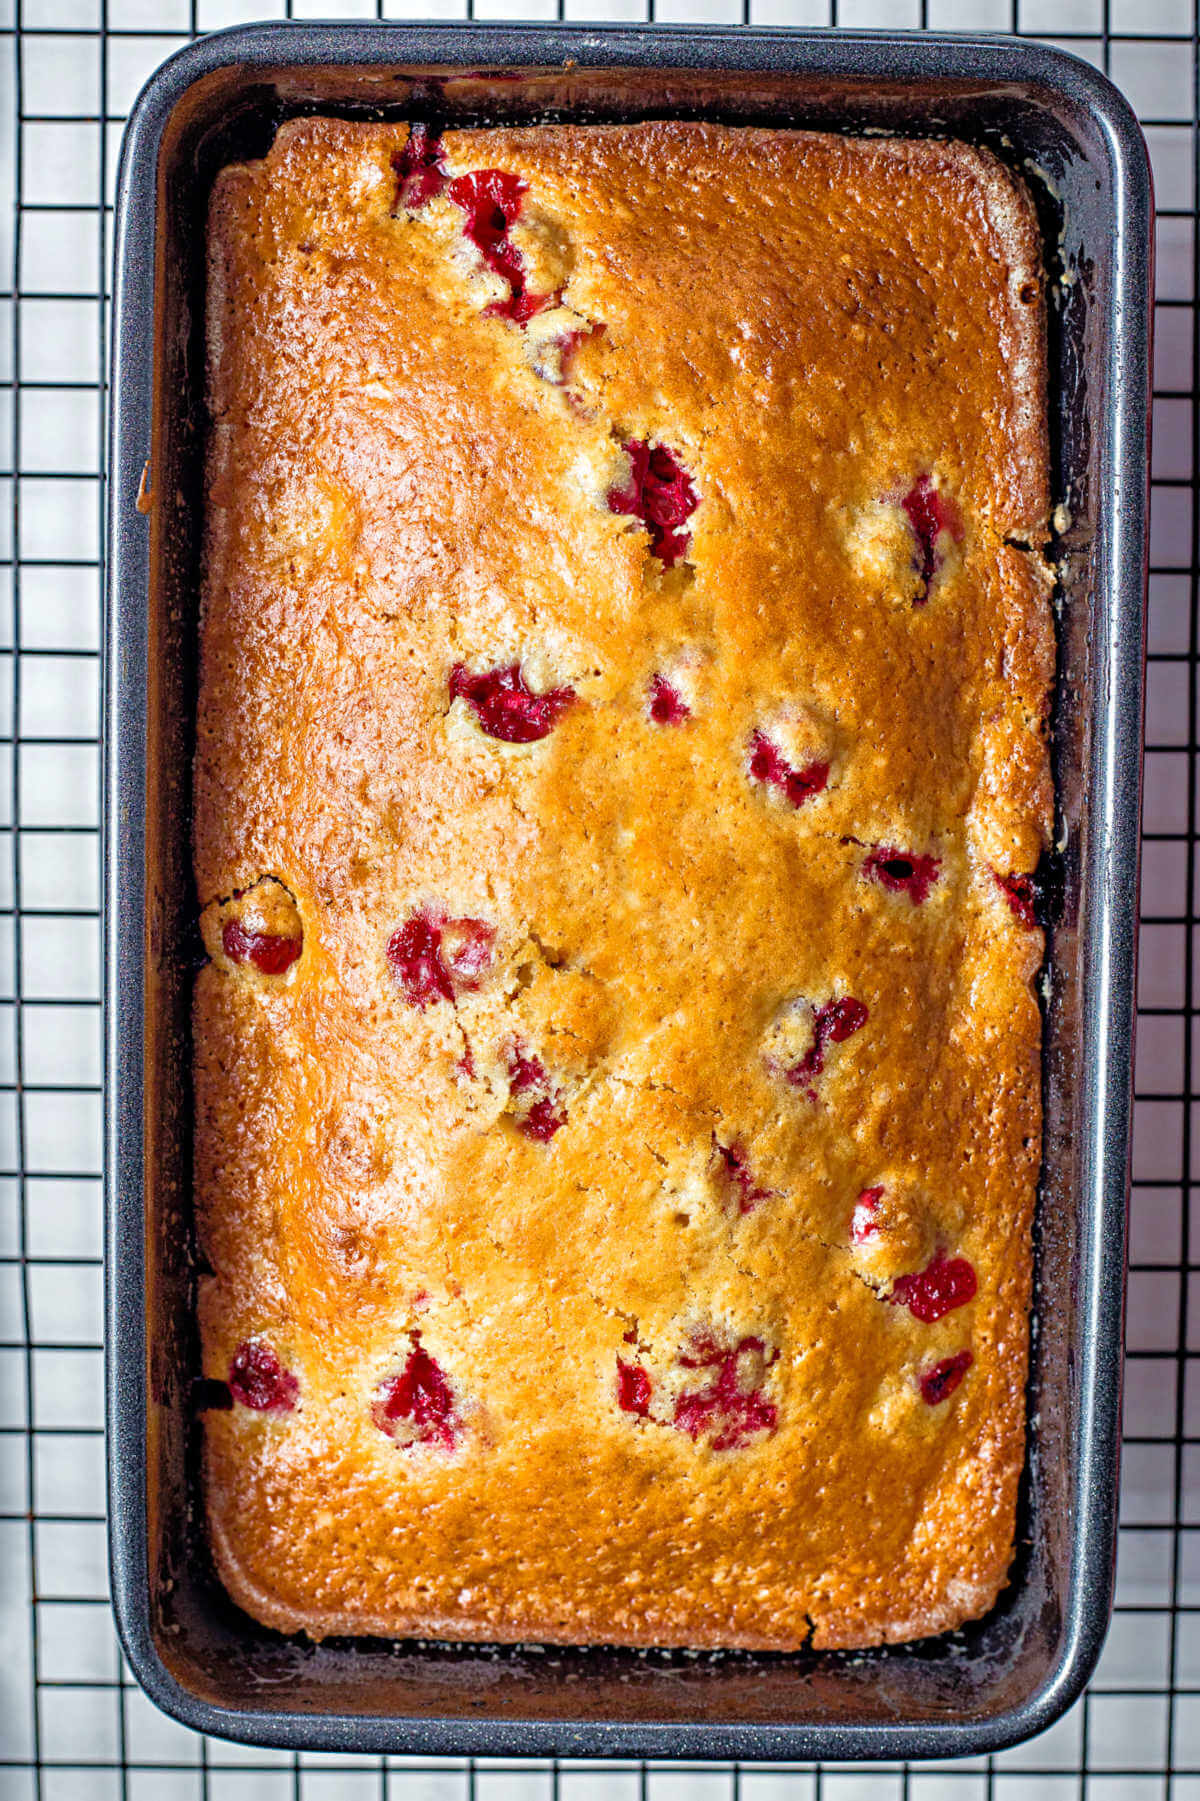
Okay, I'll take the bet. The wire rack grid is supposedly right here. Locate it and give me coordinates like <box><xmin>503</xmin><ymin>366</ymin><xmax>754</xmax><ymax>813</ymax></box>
<box><xmin>0</xmin><ymin>0</ymin><xmax>1187</xmax><ymax>1795</ymax></box>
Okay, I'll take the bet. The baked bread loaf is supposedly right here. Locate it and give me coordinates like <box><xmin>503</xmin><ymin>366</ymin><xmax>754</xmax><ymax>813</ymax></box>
<box><xmin>195</xmin><ymin>117</ymin><xmax>1053</xmax><ymax>1651</ymax></box>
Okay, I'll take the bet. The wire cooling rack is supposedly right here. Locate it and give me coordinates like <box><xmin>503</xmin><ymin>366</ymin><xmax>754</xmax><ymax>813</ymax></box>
<box><xmin>0</xmin><ymin>0</ymin><xmax>1187</xmax><ymax>1795</ymax></box>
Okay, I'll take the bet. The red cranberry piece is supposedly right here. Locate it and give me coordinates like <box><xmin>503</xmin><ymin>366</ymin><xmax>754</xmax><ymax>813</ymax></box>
<box><xmin>994</xmin><ymin>869</ymin><xmax>1038</xmax><ymax>928</ymax></box>
<box><xmin>544</xmin><ymin>319</ymin><xmax>603</xmax><ymax>383</ymax></box>
<box><xmin>786</xmin><ymin>996</ymin><xmax>869</xmax><ymax>1097</ymax></box>
<box><xmin>448</xmin><ymin>167</ymin><xmax>524</xmax><ymax>280</ymax></box>
<box><xmin>229</xmin><ymin>1341</ymin><xmax>298</xmax><ymax>1413</ymax></box>
<box><xmin>900</xmin><ymin>476</ymin><xmax>962</xmax><ymax>599</ymax></box>
<box><xmin>607</xmin><ymin>440</ymin><xmax>698</xmax><ymax>567</ymax></box>
<box><xmin>446</xmin><ymin>169</ymin><xmax>557</xmax><ymax>325</ymax></box>
<box><xmin>373</xmin><ymin>1339</ymin><xmax>459</xmax><ymax>1450</ymax></box>
<box><xmin>386</xmin><ymin>909</ymin><xmax>494</xmax><ymax>1008</ymax></box>
<box><xmin>920</xmin><ymin>1349</ymin><xmax>973</xmax><ymax>1405</ymax></box>
<box><xmin>393</xmin><ymin>124</ymin><xmax>447</xmax><ymax>210</ymax></box>
<box><xmin>521</xmin><ymin>1096</ymin><xmax>565</xmax><ymax>1142</ymax></box>
<box><xmin>891</xmin><ymin>1250</ymin><xmax>978</xmax><ymax>1323</ymax></box>
<box><xmin>506</xmin><ymin>1041</ymin><xmax>566</xmax><ymax>1142</ymax></box>
<box><xmin>824</xmin><ymin>997</ymin><xmax>868</xmax><ymax>1040</ymax></box>
<box><xmin>862</xmin><ymin>846</ymin><xmax>941</xmax><ymax>905</ymax></box>
<box><xmin>748</xmin><ymin>732</ymin><xmax>829</xmax><ymax>809</ymax></box>
<box><xmin>714</xmin><ymin>1141</ymin><xmax>776</xmax><ymax>1215</ymax></box>
<box><xmin>648</xmin><ymin>674</ymin><xmax>690</xmax><ymax>725</ymax></box>
<box><xmin>222</xmin><ymin>918</ymin><xmax>302</xmax><ymax>976</ymax></box>
<box><xmin>617</xmin><ymin>1358</ymin><xmax>652</xmax><ymax>1416</ymax></box>
<box><xmin>387</xmin><ymin>910</ymin><xmax>452</xmax><ymax>1006</ymax></box>
<box><xmin>673</xmin><ymin>1334</ymin><xmax>778</xmax><ymax>1451</ymax></box>
<box><xmin>494</xmin><ymin>284</ymin><xmax>561</xmax><ymax>326</ymax></box>
<box><xmin>851</xmin><ymin>1184</ymin><xmax>884</xmax><ymax>1244</ymax></box>
<box><xmin>507</xmin><ymin>1044</ymin><xmax>542</xmax><ymax>1092</ymax></box>
<box><xmin>449</xmin><ymin>661</ymin><xmax>575</xmax><ymax>743</ymax></box>
<box><xmin>440</xmin><ymin>916</ymin><xmax>495</xmax><ymax>983</ymax></box>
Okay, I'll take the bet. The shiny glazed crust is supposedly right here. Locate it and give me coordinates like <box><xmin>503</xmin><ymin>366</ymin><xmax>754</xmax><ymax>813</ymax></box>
<box><xmin>195</xmin><ymin>119</ymin><xmax>1053</xmax><ymax>1651</ymax></box>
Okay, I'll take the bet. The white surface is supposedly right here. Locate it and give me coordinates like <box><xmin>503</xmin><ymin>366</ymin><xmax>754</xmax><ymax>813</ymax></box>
<box><xmin>0</xmin><ymin>0</ymin><xmax>1193</xmax><ymax>1794</ymax></box>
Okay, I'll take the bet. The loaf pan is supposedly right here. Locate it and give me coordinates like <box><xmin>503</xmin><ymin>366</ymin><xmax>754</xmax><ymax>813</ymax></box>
<box><xmin>105</xmin><ymin>21</ymin><xmax>1151</xmax><ymax>1760</ymax></box>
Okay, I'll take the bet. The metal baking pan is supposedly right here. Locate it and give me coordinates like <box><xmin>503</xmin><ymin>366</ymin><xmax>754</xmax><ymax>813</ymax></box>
<box><xmin>104</xmin><ymin>20</ymin><xmax>1151</xmax><ymax>1760</ymax></box>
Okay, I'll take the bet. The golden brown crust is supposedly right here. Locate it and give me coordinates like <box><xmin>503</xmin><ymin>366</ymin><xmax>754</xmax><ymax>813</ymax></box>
<box><xmin>195</xmin><ymin>118</ymin><xmax>1053</xmax><ymax>1651</ymax></box>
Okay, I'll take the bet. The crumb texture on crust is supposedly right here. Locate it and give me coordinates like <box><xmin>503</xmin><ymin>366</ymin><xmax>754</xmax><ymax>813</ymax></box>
<box><xmin>195</xmin><ymin>118</ymin><xmax>1053</xmax><ymax>1652</ymax></box>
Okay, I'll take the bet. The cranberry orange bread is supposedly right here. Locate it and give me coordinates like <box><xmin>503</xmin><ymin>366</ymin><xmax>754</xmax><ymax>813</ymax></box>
<box><xmin>194</xmin><ymin>118</ymin><xmax>1053</xmax><ymax>1650</ymax></box>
